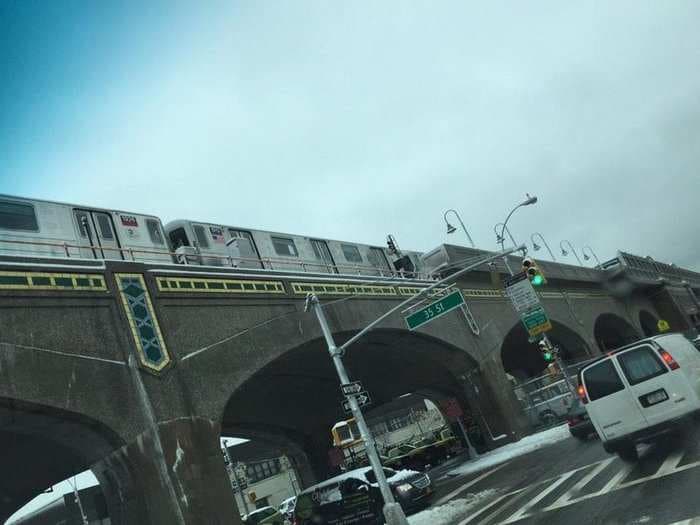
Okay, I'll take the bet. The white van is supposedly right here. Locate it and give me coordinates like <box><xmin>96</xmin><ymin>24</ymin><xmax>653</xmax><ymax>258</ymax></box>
<box><xmin>578</xmin><ymin>333</ymin><xmax>700</xmax><ymax>461</ymax></box>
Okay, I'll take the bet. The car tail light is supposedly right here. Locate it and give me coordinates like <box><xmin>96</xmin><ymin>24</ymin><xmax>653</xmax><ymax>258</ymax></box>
<box><xmin>567</xmin><ymin>416</ymin><xmax>580</xmax><ymax>426</ymax></box>
<box><xmin>659</xmin><ymin>349</ymin><xmax>680</xmax><ymax>370</ymax></box>
<box><xmin>577</xmin><ymin>384</ymin><xmax>588</xmax><ymax>404</ymax></box>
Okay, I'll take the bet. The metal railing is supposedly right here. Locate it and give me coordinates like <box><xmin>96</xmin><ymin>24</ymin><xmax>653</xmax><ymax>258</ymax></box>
<box><xmin>0</xmin><ymin>236</ymin><xmax>433</xmax><ymax>281</ymax></box>
<box><xmin>615</xmin><ymin>252</ymin><xmax>700</xmax><ymax>288</ymax></box>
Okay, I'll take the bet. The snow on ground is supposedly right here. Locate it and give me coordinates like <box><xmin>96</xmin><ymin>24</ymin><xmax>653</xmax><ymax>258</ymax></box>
<box><xmin>408</xmin><ymin>490</ymin><xmax>496</xmax><ymax>525</ymax></box>
<box><xmin>448</xmin><ymin>424</ymin><xmax>571</xmax><ymax>478</ymax></box>
<box><xmin>6</xmin><ymin>470</ymin><xmax>98</xmax><ymax>524</ymax></box>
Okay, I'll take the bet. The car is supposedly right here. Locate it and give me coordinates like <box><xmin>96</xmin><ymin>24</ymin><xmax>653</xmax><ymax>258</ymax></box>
<box><xmin>565</xmin><ymin>398</ymin><xmax>596</xmax><ymax>440</ymax></box>
<box><xmin>242</xmin><ymin>506</ymin><xmax>284</xmax><ymax>525</ymax></box>
<box><xmin>578</xmin><ymin>333</ymin><xmax>700</xmax><ymax>461</ymax></box>
<box><xmin>277</xmin><ymin>496</ymin><xmax>296</xmax><ymax>523</ymax></box>
<box><xmin>293</xmin><ymin>466</ymin><xmax>432</xmax><ymax>524</ymax></box>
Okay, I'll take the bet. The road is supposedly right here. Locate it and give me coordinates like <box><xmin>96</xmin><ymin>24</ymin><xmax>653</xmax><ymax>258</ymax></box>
<box><xmin>424</xmin><ymin>424</ymin><xmax>700</xmax><ymax>525</ymax></box>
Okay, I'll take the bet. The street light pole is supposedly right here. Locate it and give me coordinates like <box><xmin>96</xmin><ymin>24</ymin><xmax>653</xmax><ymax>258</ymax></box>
<box><xmin>530</xmin><ymin>233</ymin><xmax>556</xmax><ymax>262</ymax></box>
<box><xmin>581</xmin><ymin>245</ymin><xmax>602</xmax><ymax>268</ymax></box>
<box><xmin>443</xmin><ymin>209</ymin><xmax>476</xmax><ymax>248</ymax></box>
<box><xmin>306</xmin><ymin>294</ymin><xmax>409</xmax><ymax>525</ymax></box>
<box><xmin>497</xmin><ymin>194</ymin><xmax>538</xmax><ymax>276</ymax></box>
<box><xmin>559</xmin><ymin>240</ymin><xmax>583</xmax><ymax>266</ymax></box>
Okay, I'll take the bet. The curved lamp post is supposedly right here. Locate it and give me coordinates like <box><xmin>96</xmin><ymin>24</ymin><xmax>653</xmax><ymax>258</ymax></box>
<box><xmin>560</xmin><ymin>240</ymin><xmax>583</xmax><ymax>266</ymax></box>
<box><xmin>581</xmin><ymin>245</ymin><xmax>602</xmax><ymax>268</ymax></box>
<box><xmin>494</xmin><ymin>223</ymin><xmax>519</xmax><ymax>250</ymax></box>
<box><xmin>531</xmin><ymin>232</ymin><xmax>556</xmax><ymax>261</ymax></box>
<box><xmin>443</xmin><ymin>209</ymin><xmax>475</xmax><ymax>248</ymax></box>
<box><xmin>497</xmin><ymin>194</ymin><xmax>538</xmax><ymax>274</ymax></box>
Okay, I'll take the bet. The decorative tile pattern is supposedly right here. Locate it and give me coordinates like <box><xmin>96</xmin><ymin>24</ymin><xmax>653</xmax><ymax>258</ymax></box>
<box><xmin>115</xmin><ymin>273</ymin><xmax>170</xmax><ymax>372</ymax></box>
<box><xmin>0</xmin><ymin>271</ymin><xmax>106</xmax><ymax>291</ymax></box>
<box><xmin>291</xmin><ymin>282</ymin><xmax>397</xmax><ymax>296</ymax></box>
<box><xmin>156</xmin><ymin>276</ymin><xmax>285</xmax><ymax>294</ymax></box>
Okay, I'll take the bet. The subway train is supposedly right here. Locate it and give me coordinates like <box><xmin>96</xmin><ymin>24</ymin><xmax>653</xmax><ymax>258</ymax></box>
<box><xmin>0</xmin><ymin>194</ymin><xmax>426</xmax><ymax>278</ymax></box>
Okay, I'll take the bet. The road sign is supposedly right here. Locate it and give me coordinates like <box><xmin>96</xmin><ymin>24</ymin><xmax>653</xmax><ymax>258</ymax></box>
<box><xmin>342</xmin><ymin>391</ymin><xmax>371</xmax><ymax>413</ymax></box>
<box><xmin>405</xmin><ymin>289</ymin><xmax>465</xmax><ymax>330</ymax></box>
<box><xmin>657</xmin><ymin>319</ymin><xmax>670</xmax><ymax>333</ymax></box>
<box><xmin>521</xmin><ymin>306</ymin><xmax>552</xmax><ymax>337</ymax></box>
<box><xmin>341</xmin><ymin>381</ymin><xmax>363</xmax><ymax>396</ymax></box>
<box><xmin>504</xmin><ymin>272</ymin><xmax>541</xmax><ymax>313</ymax></box>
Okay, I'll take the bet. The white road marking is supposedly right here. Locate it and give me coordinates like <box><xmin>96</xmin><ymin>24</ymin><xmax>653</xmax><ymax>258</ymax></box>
<box><xmin>434</xmin><ymin>462</ymin><xmax>511</xmax><ymax>506</ymax></box>
<box><xmin>500</xmin><ymin>470</ymin><xmax>577</xmax><ymax>524</ymax></box>
<box><xmin>597</xmin><ymin>461</ymin><xmax>634</xmax><ymax>494</ymax></box>
<box><xmin>651</xmin><ymin>448</ymin><xmax>684</xmax><ymax>477</ymax></box>
<box><xmin>546</xmin><ymin>457</ymin><xmax>615</xmax><ymax>509</ymax></box>
<box><xmin>457</xmin><ymin>492</ymin><xmax>512</xmax><ymax>525</ymax></box>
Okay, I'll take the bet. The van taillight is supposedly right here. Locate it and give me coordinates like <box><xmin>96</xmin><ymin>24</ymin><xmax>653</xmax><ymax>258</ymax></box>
<box><xmin>577</xmin><ymin>384</ymin><xmax>588</xmax><ymax>404</ymax></box>
<box><xmin>659</xmin><ymin>349</ymin><xmax>680</xmax><ymax>370</ymax></box>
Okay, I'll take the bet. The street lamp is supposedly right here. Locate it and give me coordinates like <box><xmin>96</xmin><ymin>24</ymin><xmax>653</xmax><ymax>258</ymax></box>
<box><xmin>581</xmin><ymin>245</ymin><xmax>602</xmax><ymax>268</ymax></box>
<box><xmin>559</xmin><ymin>240</ymin><xmax>583</xmax><ymax>266</ymax></box>
<box><xmin>530</xmin><ymin>232</ymin><xmax>556</xmax><ymax>261</ymax></box>
<box><xmin>498</xmin><ymin>194</ymin><xmax>538</xmax><ymax>274</ymax></box>
<box><xmin>494</xmin><ymin>223</ymin><xmax>519</xmax><ymax>250</ymax></box>
<box><xmin>443</xmin><ymin>209</ymin><xmax>475</xmax><ymax>248</ymax></box>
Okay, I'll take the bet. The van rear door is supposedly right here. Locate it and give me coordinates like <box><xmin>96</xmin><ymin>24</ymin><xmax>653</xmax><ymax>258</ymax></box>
<box><xmin>582</xmin><ymin>358</ymin><xmax>647</xmax><ymax>441</ymax></box>
<box><xmin>615</xmin><ymin>344</ymin><xmax>693</xmax><ymax>426</ymax></box>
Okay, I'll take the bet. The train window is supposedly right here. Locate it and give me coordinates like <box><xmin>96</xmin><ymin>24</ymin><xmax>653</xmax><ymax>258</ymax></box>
<box><xmin>228</xmin><ymin>229</ymin><xmax>260</xmax><ymax>256</ymax></box>
<box><xmin>146</xmin><ymin>219</ymin><xmax>165</xmax><ymax>245</ymax></box>
<box><xmin>95</xmin><ymin>214</ymin><xmax>114</xmax><ymax>240</ymax></box>
<box><xmin>368</xmin><ymin>247</ymin><xmax>391</xmax><ymax>269</ymax></box>
<box><xmin>272</xmin><ymin>236</ymin><xmax>298</xmax><ymax>257</ymax></box>
<box><xmin>193</xmin><ymin>225</ymin><xmax>210</xmax><ymax>249</ymax></box>
<box><xmin>169</xmin><ymin>227</ymin><xmax>190</xmax><ymax>248</ymax></box>
<box><xmin>0</xmin><ymin>201</ymin><xmax>39</xmax><ymax>231</ymax></box>
<box><xmin>341</xmin><ymin>244</ymin><xmax>363</xmax><ymax>263</ymax></box>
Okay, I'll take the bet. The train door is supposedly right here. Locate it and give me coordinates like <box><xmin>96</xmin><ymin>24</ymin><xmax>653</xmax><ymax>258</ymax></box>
<box><xmin>227</xmin><ymin>229</ymin><xmax>263</xmax><ymax>268</ymax></box>
<box><xmin>73</xmin><ymin>209</ymin><xmax>123</xmax><ymax>260</ymax></box>
<box><xmin>311</xmin><ymin>239</ymin><xmax>337</xmax><ymax>273</ymax></box>
<box><xmin>368</xmin><ymin>247</ymin><xmax>392</xmax><ymax>276</ymax></box>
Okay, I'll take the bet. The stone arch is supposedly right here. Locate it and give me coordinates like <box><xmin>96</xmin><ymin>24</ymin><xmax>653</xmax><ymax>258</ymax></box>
<box><xmin>594</xmin><ymin>313</ymin><xmax>641</xmax><ymax>352</ymax></box>
<box><xmin>219</xmin><ymin>329</ymin><xmax>496</xmax><ymax>480</ymax></box>
<box><xmin>639</xmin><ymin>310</ymin><xmax>659</xmax><ymax>337</ymax></box>
<box><xmin>500</xmin><ymin>319</ymin><xmax>591</xmax><ymax>381</ymax></box>
<box><xmin>0</xmin><ymin>397</ymin><xmax>124</xmax><ymax>523</ymax></box>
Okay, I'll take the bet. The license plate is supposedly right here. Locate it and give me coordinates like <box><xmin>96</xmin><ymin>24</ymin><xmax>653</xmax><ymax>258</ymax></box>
<box><xmin>644</xmin><ymin>390</ymin><xmax>668</xmax><ymax>406</ymax></box>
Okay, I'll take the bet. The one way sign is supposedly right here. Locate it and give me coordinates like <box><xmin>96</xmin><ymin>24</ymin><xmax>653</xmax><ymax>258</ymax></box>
<box><xmin>341</xmin><ymin>391</ymin><xmax>371</xmax><ymax>413</ymax></box>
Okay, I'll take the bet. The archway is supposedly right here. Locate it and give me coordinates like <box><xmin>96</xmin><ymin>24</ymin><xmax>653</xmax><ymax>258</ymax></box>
<box><xmin>594</xmin><ymin>313</ymin><xmax>640</xmax><ymax>352</ymax></box>
<box><xmin>500</xmin><ymin>320</ymin><xmax>591</xmax><ymax>381</ymax></box>
<box><xmin>0</xmin><ymin>398</ymin><xmax>123</xmax><ymax>523</ymax></box>
<box><xmin>220</xmin><ymin>329</ymin><xmax>495</xmax><ymax>483</ymax></box>
<box><xmin>639</xmin><ymin>310</ymin><xmax>659</xmax><ymax>337</ymax></box>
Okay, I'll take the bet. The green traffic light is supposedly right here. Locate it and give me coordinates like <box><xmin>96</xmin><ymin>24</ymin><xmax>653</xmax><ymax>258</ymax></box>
<box><xmin>531</xmin><ymin>274</ymin><xmax>544</xmax><ymax>286</ymax></box>
<box><xmin>543</xmin><ymin>351</ymin><xmax>553</xmax><ymax>361</ymax></box>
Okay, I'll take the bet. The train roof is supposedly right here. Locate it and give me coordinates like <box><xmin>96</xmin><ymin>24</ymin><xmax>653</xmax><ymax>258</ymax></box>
<box><xmin>0</xmin><ymin>193</ymin><xmax>164</xmax><ymax>221</ymax></box>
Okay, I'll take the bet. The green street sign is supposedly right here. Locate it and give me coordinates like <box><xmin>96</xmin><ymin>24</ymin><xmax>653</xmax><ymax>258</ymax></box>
<box><xmin>405</xmin><ymin>290</ymin><xmax>465</xmax><ymax>330</ymax></box>
<box><xmin>521</xmin><ymin>306</ymin><xmax>552</xmax><ymax>337</ymax></box>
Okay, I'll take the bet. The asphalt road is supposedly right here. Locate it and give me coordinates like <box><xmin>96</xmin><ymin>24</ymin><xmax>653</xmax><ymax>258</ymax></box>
<box><xmin>426</xmin><ymin>424</ymin><xmax>700</xmax><ymax>525</ymax></box>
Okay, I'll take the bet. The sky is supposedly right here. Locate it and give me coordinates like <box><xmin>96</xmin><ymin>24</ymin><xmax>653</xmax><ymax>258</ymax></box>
<box><xmin>2</xmin><ymin>1</ymin><xmax>700</xmax><ymax>269</ymax></box>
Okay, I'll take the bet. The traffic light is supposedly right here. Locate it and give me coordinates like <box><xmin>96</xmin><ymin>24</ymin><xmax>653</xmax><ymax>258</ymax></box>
<box><xmin>538</xmin><ymin>339</ymin><xmax>555</xmax><ymax>362</ymax></box>
<box><xmin>386</xmin><ymin>234</ymin><xmax>399</xmax><ymax>255</ymax></box>
<box><xmin>522</xmin><ymin>257</ymin><xmax>546</xmax><ymax>286</ymax></box>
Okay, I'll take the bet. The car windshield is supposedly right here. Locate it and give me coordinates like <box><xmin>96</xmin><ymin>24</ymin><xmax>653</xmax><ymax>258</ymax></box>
<box><xmin>364</xmin><ymin>469</ymin><xmax>397</xmax><ymax>484</ymax></box>
<box><xmin>247</xmin><ymin>508</ymin><xmax>275</xmax><ymax>524</ymax></box>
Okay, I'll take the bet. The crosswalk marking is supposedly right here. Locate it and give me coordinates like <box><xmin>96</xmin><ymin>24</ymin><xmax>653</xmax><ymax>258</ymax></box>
<box><xmin>598</xmin><ymin>461</ymin><xmax>635</xmax><ymax>494</ymax></box>
<box><xmin>434</xmin><ymin>462</ymin><xmax>511</xmax><ymax>506</ymax></box>
<box><xmin>500</xmin><ymin>470</ymin><xmax>577</xmax><ymax>524</ymax></box>
<box><xmin>545</xmin><ymin>457</ymin><xmax>615</xmax><ymax>510</ymax></box>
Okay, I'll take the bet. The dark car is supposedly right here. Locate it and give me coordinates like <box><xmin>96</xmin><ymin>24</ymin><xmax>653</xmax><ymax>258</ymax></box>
<box><xmin>293</xmin><ymin>467</ymin><xmax>432</xmax><ymax>525</ymax></box>
<box><xmin>566</xmin><ymin>398</ymin><xmax>596</xmax><ymax>440</ymax></box>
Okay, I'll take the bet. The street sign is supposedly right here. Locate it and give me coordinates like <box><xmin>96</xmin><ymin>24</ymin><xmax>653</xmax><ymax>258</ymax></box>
<box><xmin>657</xmin><ymin>319</ymin><xmax>670</xmax><ymax>333</ymax></box>
<box><xmin>504</xmin><ymin>272</ymin><xmax>541</xmax><ymax>313</ymax></box>
<box><xmin>341</xmin><ymin>381</ymin><xmax>363</xmax><ymax>396</ymax></box>
<box><xmin>405</xmin><ymin>289</ymin><xmax>465</xmax><ymax>330</ymax></box>
<box><xmin>342</xmin><ymin>391</ymin><xmax>371</xmax><ymax>413</ymax></box>
<box><xmin>521</xmin><ymin>306</ymin><xmax>552</xmax><ymax>337</ymax></box>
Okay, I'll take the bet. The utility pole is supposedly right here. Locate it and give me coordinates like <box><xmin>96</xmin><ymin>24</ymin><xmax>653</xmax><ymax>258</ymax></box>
<box><xmin>69</xmin><ymin>478</ymin><xmax>89</xmax><ymax>525</ymax></box>
<box><xmin>306</xmin><ymin>294</ymin><xmax>409</xmax><ymax>525</ymax></box>
<box><xmin>222</xmin><ymin>442</ymin><xmax>250</xmax><ymax>516</ymax></box>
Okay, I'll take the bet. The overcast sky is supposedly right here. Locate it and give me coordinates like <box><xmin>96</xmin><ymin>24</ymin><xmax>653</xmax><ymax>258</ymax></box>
<box><xmin>2</xmin><ymin>1</ymin><xmax>699</xmax><ymax>269</ymax></box>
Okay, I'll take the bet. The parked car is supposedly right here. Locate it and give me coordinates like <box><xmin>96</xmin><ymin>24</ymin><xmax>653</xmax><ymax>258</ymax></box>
<box><xmin>242</xmin><ymin>506</ymin><xmax>284</xmax><ymax>525</ymax></box>
<box><xmin>381</xmin><ymin>429</ymin><xmax>458</xmax><ymax>470</ymax></box>
<box><xmin>293</xmin><ymin>466</ymin><xmax>432</xmax><ymax>524</ymax></box>
<box><xmin>277</xmin><ymin>496</ymin><xmax>296</xmax><ymax>523</ymax></box>
<box><xmin>566</xmin><ymin>398</ymin><xmax>596</xmax><ymax>440</ymax></box>
<box><xmin>578</xmin><ymin>333</ymin><xmax>700</xmax><ymax>461</ymax></box>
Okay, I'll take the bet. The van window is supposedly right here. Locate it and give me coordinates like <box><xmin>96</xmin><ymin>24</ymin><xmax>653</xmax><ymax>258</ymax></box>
<box><xmin>0</xmin><ymin>201</ymin><xmax>39</xmax><ymax>231</ymax></box>
<box><xmin>617</xmin><ymin>346</ymin><xmax>668</xmax><ymax>386</ymax></box>
<box><xmin>583</xmin><ymin>360</ymin><xmax>624</xmax><ymax>401</ymax></box>
<box><xmin>272</xmin><ymin>236</ymin><xmax>299</xmax><ymax>257</ymax></box>
<box><xmin>146</xmin><ymin>219</ymin><xmax>165</xmax><ymax>245</ymax></box>
<box><xmin>193</xmin><ymin>225</ymin><xmax>210</xmax><ymax>248</ymax></box>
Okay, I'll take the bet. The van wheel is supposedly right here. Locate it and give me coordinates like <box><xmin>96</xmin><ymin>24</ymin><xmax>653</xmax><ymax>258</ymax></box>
<box><xmin>616</xmin><ymin>442</ymin><xmax>638</xmax><ymax>462</ymax></box>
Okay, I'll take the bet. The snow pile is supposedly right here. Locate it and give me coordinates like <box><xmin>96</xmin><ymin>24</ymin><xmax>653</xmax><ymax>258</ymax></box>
<box><xmin>448</xmin><ymin>424</ymin><xmax>570</xmax><ymax>478</ymax></box>
<box><xmin>6</xmin><ymin>470</ymin><xmax>99</xmax><ymax>524</ymax></box>
<box><xmin>408</xmin><ymin>490</ymin><xmax>496</xmax><ymax>525</ymax></box>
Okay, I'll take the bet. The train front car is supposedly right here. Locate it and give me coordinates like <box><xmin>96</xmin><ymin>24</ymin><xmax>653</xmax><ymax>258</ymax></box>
<box><xmin>0</xmin><ymin>195</ymin><xmax>172</xmax><ymax>264</ymax></box>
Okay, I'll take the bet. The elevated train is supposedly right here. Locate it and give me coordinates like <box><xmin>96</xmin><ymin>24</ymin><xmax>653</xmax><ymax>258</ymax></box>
<box><xmin>0</xmin><ymin>194</ymin><xmax>427</xmax><ymax>278</ymax></box>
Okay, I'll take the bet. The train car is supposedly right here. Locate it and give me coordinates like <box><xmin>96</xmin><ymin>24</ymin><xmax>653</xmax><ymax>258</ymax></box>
<box><xmin>0</xmin><ymin>194</ymin><xmax>172</xmax><ymax>263</ymax></box>
<box><xmin>164</xmin><ymin>219</ymin><xmax>423</xmax><ymax>277</ymax></box>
